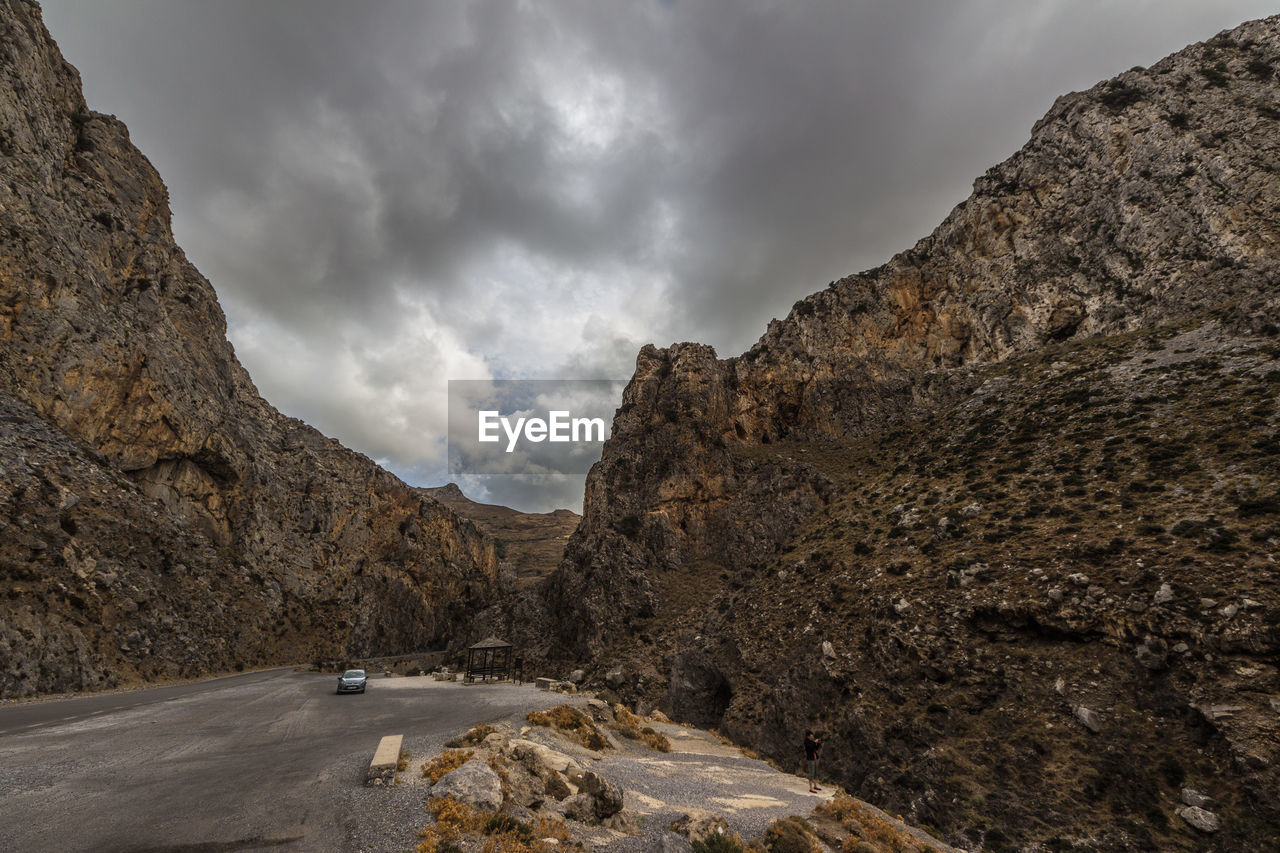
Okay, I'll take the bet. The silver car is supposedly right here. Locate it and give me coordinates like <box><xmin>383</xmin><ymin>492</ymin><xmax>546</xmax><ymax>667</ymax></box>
<box><xmin>336</xmin><ymin>669</ymin><xmax>367</xmax><ymax>694</ymax></box>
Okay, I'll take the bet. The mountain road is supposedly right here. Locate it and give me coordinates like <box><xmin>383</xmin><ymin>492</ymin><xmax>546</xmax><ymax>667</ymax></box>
<box><xmin>0</xmin><ymin>669</ymin><xmax>563</xmax><ymax>852</ymax></box>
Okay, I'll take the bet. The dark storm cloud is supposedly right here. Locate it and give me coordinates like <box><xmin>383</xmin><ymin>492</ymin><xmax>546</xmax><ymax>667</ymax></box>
<box><xmin>38</xmin><ymin>0</ymin><xmax>1277</xmax><ymax>511</ymax></box>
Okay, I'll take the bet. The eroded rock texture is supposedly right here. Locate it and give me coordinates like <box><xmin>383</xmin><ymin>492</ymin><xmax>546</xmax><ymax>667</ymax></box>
<box><xmin>0</xmin><ymin>0</ymin><xmax>498</xmax><ymax>697</ymax></box>
<box><xmin>541</xmin><ymin>16</ymin><xmax>1280</xmax><ymax>851</ymax></box>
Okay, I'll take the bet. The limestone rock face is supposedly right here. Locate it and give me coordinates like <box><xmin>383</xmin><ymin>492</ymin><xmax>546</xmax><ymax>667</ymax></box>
<box><xmin>0</xmin><ymin>1</ymin><xmax>497</xmax><ymax>697</ymax></box>
<box><xmin>538</xmin><ymin>14</ymin><xmax>1280</xmax><ymax>851</ymax></box>
<box><xmin>545</xmin><ymin>16</ymin><xmax>1280</xmax><ymax>657</ymax></box>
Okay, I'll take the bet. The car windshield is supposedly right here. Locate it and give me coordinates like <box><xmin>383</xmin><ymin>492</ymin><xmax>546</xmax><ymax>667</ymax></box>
<box><xmin>342</xmin><ymin>670</ymin><xmax>365</xmax><ymax>679</ymax></box>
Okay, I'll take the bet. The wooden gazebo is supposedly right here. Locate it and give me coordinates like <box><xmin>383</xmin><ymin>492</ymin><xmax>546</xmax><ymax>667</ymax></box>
<box><xmin>465</xmin><ymin>636</ymin><xmax>513</xmax><ymax>683</ymax></box>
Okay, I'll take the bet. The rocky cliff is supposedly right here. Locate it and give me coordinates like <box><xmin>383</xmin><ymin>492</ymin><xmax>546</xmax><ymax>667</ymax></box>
<box><xmin>542</xmin><ymin>16</ymin><xmax>1280</xmax><ymax>851</ymax></box>
<box><xmin>0</xmin><ymin>0</ymin><xmax>498</xmax><ymax>698</ymax></box>
<box><xmin>421</xmin><ymin>484</ymin><xmax>579</xmax><ymax>591</ymax></box>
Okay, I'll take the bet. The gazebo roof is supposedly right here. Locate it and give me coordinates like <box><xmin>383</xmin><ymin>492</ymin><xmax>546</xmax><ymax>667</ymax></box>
<box><xmin>468</xmin><ymin>636</ymin><xmax>512</xmax><ymax>650</ymax></box>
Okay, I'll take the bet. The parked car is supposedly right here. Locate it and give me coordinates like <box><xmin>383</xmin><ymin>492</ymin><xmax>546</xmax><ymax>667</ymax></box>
<box><xmin>336</xmin><ymin>669</ymin><xmax>367</xmax><ymax>694</ymax></box>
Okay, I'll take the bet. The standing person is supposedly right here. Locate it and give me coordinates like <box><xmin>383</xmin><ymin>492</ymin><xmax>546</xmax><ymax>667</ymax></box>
<box><xmin>804</xmin><ymin>729</ymin><xmax>822</xmax><ymax>793</ymax></box>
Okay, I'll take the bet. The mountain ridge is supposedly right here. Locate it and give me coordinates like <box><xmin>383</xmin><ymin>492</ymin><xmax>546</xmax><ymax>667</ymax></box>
<box><xmin>532</xmin><ymin>15</ymin><xmax>1280</xmax><ymax>851</ymax></box>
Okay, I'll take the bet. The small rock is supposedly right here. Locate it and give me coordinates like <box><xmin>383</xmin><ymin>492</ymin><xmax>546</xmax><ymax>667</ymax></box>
<box><xmin>893</xmin><ymin>598</ymin><xmax>911</xmax><ymax>615</ymax></box>
<box><xmin>1068</xmin><ymin>573</ymin><xmax>1090</xmax><ymax>586</ymax></box>
<box><xmin>1073</xmin><ymin>705</ymin><xmax>1102</xmax><ymax>734</ymax></box>
<box><xmin>821</xmin><ymin>640</ymin><xmax>835</xmax><ymax>659</ymax></box>
<box><xmin>1135</xmin><ymin>637</ymin><xmax>1168</xmax><ymax>671</ymax></box>
<box><xmin>1181</xmin><ymin>788</ymin><xmax>1212</xmax><ymax>808</ymax></box>
<box><xmin>568</xmin><ymin>669</ymin><xmax>586</xmax><ymax>684</ymax></box>
<box><xmin>1153</xmin><ymin>583</ymin><xmax>1174</xmax><ymax>605</ymax></box>
<box><xmin>1173</xmin><ymin>643</ymin><xmax>1189</xmax><ymax>654</ymax></box>
<box><xmin>1220</xmin><ymin>603</ymin><xmax>1239</xmax><ymax>618</ymax></box>
<box><xmin>671</xmin><ymin>809</ymin><xmax>731</xmax><ymax>844</ymax></box>
<box><xmin>605</xmin><ymin>668</ymin><xmax>625</xmax><ymax>689</ymax></box>
<box><xmin>1178</xmin><ymin>806</ymin><xmax>1220</xmax><ymax>833</ymax></box>
<box><xmin>1047</xmin><ymin>588</ymin><xmax>1064</xmax><ymax>604</ymax></box>
<box><xmin>1199</xmin><ymin>598</ymin><xmax>1217</xmax><ymax>609</ymax></box>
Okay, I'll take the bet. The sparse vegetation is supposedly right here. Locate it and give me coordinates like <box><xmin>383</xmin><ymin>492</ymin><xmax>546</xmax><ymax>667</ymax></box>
<box><xmin>606</xmin><ymin>317</ymin><xmax>1280</xmax><ymax>851</ymax></box>
<box><xmin>525</xmin><ymin>705</ymin><xmax>611</xmax><ymax>751</ymax></box>
<box><xmin>415</xmin><ymin>796</ymin><xmax>575</xmax><ymax>853</ymax></box>
<box><xmin>1098</xmin><ymin>80</ymin><xmax>1146</xmax><ymax>112</ymax></box>
<box><xmin>421</xmin><ymin>749</ymin><xmax>474</xmax><ymax>784</ymax></box>
<box><xmin>760</xmin><ymin>815</ymin><xmax>823</xmax><ymax>852</ymax></box>
<box><xmin>691</xmin><ymin>831</ymin><xmax>747</xmax><ymax>853</ymax></box>
<box><xmin>612</xmin><ymin>705</ymin><xmax>672</xmax><ymax>751</ymax></box>
<box><xmin>1199</xmin><ymin>62</ymin><xmax>1231</xmax><ymax>87</ymax></box>
<box><xmin>816</xmin><ymin>796</ymin><xmax>939</xmax><ymax>853</ymax></box>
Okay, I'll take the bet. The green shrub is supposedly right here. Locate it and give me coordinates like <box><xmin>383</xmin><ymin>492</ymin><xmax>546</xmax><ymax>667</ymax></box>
<box><xmin>1099</xmin><ymin>81</ymin><xmax>1145</xmax><ymax>112</ymax></box>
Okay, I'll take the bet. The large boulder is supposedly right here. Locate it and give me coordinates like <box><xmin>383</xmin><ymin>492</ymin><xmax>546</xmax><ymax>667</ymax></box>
<box><xmin>430</xmin><ymin>760</ymin><xmax>504</xmax><ymax>812</ymax></box>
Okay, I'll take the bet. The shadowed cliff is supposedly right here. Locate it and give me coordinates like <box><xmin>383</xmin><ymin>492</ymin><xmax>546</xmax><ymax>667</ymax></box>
<box><xmin>0</xmin><ymin>0</ymin><xmax>498</xmax><ymax>697</ymax></box>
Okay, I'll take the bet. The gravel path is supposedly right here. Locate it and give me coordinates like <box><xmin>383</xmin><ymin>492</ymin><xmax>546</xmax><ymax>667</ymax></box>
<box><xmin>591</xmin><ymin>721</ymin><xmax>832</xmax><ymax>850</ymax></box>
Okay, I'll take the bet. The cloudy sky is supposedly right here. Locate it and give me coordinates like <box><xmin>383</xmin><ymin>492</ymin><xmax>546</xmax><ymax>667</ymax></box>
<box><xmin>40</xmin><ymin>1</ymin><xmax>1275</xmax><ymax>512</ymax></box>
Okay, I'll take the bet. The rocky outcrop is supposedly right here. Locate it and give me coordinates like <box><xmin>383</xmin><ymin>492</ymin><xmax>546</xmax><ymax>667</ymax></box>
<box><xmin>0</xmin><ymin>0</ymin><xmax>497</xmax><ymax>697</ymax></box>
<box><xmin>540</xmin><ymin>15</ymin><xmax>1280</xmax><ymax>852</ymax></box>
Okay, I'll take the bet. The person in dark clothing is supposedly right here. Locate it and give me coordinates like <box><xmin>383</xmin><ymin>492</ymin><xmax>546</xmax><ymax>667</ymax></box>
<box><xmin>804</xmin><ymin>730</ymin><xmax>822</xmax><ymax>793</ymax></box>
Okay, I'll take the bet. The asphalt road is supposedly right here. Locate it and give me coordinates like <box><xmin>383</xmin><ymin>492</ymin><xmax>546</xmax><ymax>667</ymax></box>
<box><xmin>0</xmin><ymin>670</ymin><xmax>567</xmax><ymax>852</ymax></box>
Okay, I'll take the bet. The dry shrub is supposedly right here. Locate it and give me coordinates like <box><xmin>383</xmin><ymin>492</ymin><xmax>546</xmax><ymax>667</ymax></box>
<box><xmin>761</xmin><ymin>815</ymin><xmax>823</xmax><ymax>853</ymax></box>
<box><xmin>421</xmin><ymin>749</ymin><xmax>475</xmax><ymax>784</ymax></box>
<box><xmin>692</xmin><ymin>831</ymin><xmax>747</xmax><ymax>853</ymax></box>
<box><xmin>416</xmin><ymin>796</ymin><xmax>578</xmax><ymax>853</ymax></box>
<box><xmin>610</xmin><ymin>706</ymin><xmax>671</xmax><ymax>752</ymax></box>
<box><xmin>531</xmin><ymin>817</ymin><xmax>572</xmax><ymax>844</ymax></box>
<box><xmin>444</xmin><ymin>721</ymin><xmax>497</xmax><ymax>749</ymax></box>
<box><xmin>415</xmin><ymin>795</ymin><xmax>483</xmax><ymax>852</ymax></box>
<box><xmin>463</xmin><ymin>722</ymin><xmax>498</xmax><ymax>744</ymax></box>
<box><xmin>815</xmin><ymin>795</ymin><xmax>937</xmax><ymax>853</ymax></box>
<box><xmin>613</xmin><ymin>704</ymin><xmax>642</xmax><ymax>729</ymax></box>
<box><xmin>397</xmin><ymin>748</ymin><xmax>410</xmax><ymax>772</ymax></box>
<box><xmin>638</xmin><ymin>725</ymin><xmax>672</xmax><ymax>752</ymax></box>
<box><xmin>525</xmin><ymin>705</ymin><xmax>610</xmax><ymax>751</ymax></box>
